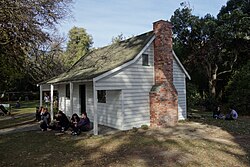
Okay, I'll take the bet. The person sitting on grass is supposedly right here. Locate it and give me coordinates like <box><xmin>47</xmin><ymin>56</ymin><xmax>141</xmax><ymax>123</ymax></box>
<box><xmin>40</xmin><ymin>107</ymin><xmax>51</xmax><ymax>131</ymax></box>
<box><xmin>78</xmin><ymin>112</ymin><xmax>90</xmax><ymax>132</ymax></box>
<box><xmin>225</xmin><ymin>106</ymin><xmax>238</xmax><ymax>120</ymax></box>
<box><xmin>70</xmin><ymin>113</ymin><xmax>81</xmax><ymax>135</ymax></box>
<box><xmin>213</xmin><ymin>106</ymin><xmax>224</xmax><ymax>119</ymax></box>
<box><xmin>15</xmin><ymin>100</ymin><xmax>20</xmax><ymax>108</ymax></box>
<box><xmin>35</xmin><ymin>106</ymin><xmax>42</xmax><ymax>121</ymax></box>
<box><xmin>48</xmin><ymin>114</ymin><xmax>61</xmax><ymax>131</ymax></box>
<box><xmin>56</xmin><ymin>110</ymin><xmax>70</xmax><ymax>132</ymax></box>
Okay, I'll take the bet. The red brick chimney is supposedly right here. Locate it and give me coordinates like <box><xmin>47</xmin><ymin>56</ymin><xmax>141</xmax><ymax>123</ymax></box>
<box><xmin>150</xmin><ymin>20</ymin><xmax>178</xmax><ymax>127</ymax></box>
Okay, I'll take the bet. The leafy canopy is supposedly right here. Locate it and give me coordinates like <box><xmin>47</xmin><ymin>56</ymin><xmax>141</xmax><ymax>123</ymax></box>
<box><xmin>0</xmin><ymin>0</ymin><xmax>73</xmax><ymax>91</ymax></box>
<box><xmin>65</xmin><ymin>27</ymin><xmax>93</xmax><ymax>67</ymax></box>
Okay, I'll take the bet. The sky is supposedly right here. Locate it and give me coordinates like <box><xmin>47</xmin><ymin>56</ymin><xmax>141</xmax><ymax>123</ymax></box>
<box><xmin>58</xmin><ymin>0</ymin><xmax>228</xmax><ymax>48</ymax></box>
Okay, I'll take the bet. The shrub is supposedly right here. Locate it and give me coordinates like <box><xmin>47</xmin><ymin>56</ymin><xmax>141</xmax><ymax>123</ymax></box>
<box><xmin>186</xmin><ymin>83</ymin><xmax>202</xmax><ymax>108</ymax></box>
<box><xmin>141</xmin><ymin>125</ymin><xmax>149</xmax><ymax>130</ymax></box>
<box><xmin>225</xmin><ymin>61</ymin><xmax>250</xmax><ymax>115</ymax></box>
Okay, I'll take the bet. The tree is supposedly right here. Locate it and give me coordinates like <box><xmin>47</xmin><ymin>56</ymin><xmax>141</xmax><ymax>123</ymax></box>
<box><xmin>0</xmin><ymin>0</ymin><xmax>72</xmax><ymax>59</ymax></box>
<box><xmin>0</xmin><ymin>0</ymin><xmax>73</xmax><ymax>91</ymax></box>
<box><xmin>27</xmin><ymin>35</ymin><xmax>68</xmax><ymax>82</ymax></box>
<box><xmin>217</xmin><ymin>0</ymin><xmax>250</xmax><ymax>69</ymax></box>
<box><xmin>111</xmin><ymin>33</ymin><xmax>126</xmax><ymax>44</ymax></box>
<box><xmin>65</xmin><ymin>27</ymin><xmax>93</xmax><ymax>67</ymax></box>
<box><xmin>171</xmin><ymin>1</ymin><xmax>249</xmax><ymax>102</ymax></box>
<box><xmin>225</xmin><ymin>60</ymin><xmax>250</xmax><ymax>114</ymax></box>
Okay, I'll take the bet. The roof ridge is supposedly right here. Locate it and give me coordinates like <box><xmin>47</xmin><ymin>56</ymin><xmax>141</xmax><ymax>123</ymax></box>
<box><xmin>46</xmin><ymin>30</ymin><xmax>155</xmax><ymax>84</ymax></box>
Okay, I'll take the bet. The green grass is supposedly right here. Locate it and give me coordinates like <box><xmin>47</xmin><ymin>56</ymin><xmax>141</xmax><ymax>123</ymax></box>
<box><xmin>0</xmin><ymin>101</ymin><xmax>39</xmax><ymax>129</ymax></box>
<box><xmin>0</xmin><ymin>103</ymin><xmax>250</xmax><ymax>167</ymax></box>
<box><xmin>0</xmin><ymin>126</ymin><xmax>249</xmax><ymax>167</ymax></box>
<box><xmin>188</xmin><ymin>107</ymin><xmax>250</xmax><ymax>135</ymax></box>
<box><xmin>190</xmin><ymin>116</ymin><xmax>250</xmax><ymax>135</ymax></box>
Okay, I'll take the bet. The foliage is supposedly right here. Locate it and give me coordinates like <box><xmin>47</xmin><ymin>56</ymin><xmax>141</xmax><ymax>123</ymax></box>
<box><xmin>111</xmin><ymin>33</ymin><xmax>126</xmax><ymax>44</ymax></box>
<box><xmin>65</xmin><ymin>27</ymin><xmax>93</xmax><ymax>67</ymax></box>
<box><xmin>186</xmin><ymin>82</ymin><xmax>202</xmax><ymax>108</ymax></box>
<box><xmin>217</xmin><ymin>0</ymin><xmax>250</xmax><ymax>71</ymax></box>
<box><xmin>225</xmin><ymin>60</ymin><xmax>250</xmax><ymax>115</ymax></box>
<box><xmin>140</xmin><ymin>124</ymin><xmax>149</xmax><ymax>130</ymax></box>
<box><xmin>0</xmin><ymin>0</ymin><xmax>73</xmax><ymax>60</ymax></box>
<box><xmin>0</xmin><ymin>0</ymin><xmax>73</xmax><ymax>91</ymax></box>
<box><xmin>171</xmin><ymin>0</ymin><xmax>250</xmax><ymax>109</ymax></box>
<box><xmin>27</xmin><ymin>35</ymin><xmax>68</xmax><ymax>82</ymax></box>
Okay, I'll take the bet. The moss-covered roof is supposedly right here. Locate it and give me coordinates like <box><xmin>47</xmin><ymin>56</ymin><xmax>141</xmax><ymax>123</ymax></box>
<box><xmin>47</xmin><ymin>31</ymin><xmax>154</xmax><ymax>84</ymax></box>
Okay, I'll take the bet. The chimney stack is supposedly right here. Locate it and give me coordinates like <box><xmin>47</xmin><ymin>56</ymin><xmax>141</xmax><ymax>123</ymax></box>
<box><xmin>150</xmin><ymin>20</ymin><xmax>178</xmax><ymax>127</ymax></box>
<box><xmin>153</xmin><ymin>20</ymin><xmax>173</xmax><ymax>84</ymax></box>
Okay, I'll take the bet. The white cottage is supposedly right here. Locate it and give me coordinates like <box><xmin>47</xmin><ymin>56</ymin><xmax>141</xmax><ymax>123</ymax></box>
<box><xmin>40</xmin><ymin>20</ymin><xmax>190</xmax><ymax>135</ymax></box>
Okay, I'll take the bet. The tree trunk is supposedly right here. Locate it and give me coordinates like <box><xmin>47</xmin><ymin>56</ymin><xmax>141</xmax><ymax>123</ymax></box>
<box><xmin>208</xmin><ymin>65</ymin><xmax>218</xmax><ymax>98</ymax></box>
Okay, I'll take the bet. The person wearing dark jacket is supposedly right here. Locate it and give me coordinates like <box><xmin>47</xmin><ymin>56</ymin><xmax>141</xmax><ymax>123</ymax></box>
<box><xmin>40</xmin><ymin>107</ymin><xmax>51</xmax><ymax>131</ymax></box>
<box><xmin>35</xmin><ymin>106</ymin><xmax>42</xmax><ymax>121</ymax></box>
<box><xmin>57</xmin><ymin>110</ymin><xmax>70</xmax><ymax>132</ymax></box>
<box><xmin>79</xmin><ymin>112</ymin><xmax>90</xmax><ymax>132</ymax></box>
<box><xmin>70</xmin><ymin>113</ymin><xmax>81</xmax><ymax>135</ymax></box>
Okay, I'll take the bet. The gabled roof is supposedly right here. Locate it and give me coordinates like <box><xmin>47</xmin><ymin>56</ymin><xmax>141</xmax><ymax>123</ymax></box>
<box><xmin>47</xmin><ymin>31</ymin><xmax>154</xmax><ymax>84</ymax></box>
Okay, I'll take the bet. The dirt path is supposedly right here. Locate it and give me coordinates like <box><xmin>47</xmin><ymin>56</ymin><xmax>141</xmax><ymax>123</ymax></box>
<box><xmin>0</xmin><ymin>122</ymin><xmax>40</xmax><ymax>135</ymax></box>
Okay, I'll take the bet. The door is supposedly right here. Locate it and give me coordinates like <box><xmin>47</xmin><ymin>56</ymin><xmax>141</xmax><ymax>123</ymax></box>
<box><xmin>79</xmin><ymin>85</ymin><xmax>86</xmax><ymax>114</ymax></box>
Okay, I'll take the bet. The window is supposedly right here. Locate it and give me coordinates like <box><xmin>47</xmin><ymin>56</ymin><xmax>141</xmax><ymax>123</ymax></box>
<box><xmin>97</xmin><ymin>90</ymin><xmax>106</xmax><ymax>103</ymax></box>
<box><xmin>142</xmin><ymin>54</ymin><xmax>149</xmax><ymax>66</ymax></box>
<box><xmin>66</xmin><ymin>84</ymin><xmax>70</xmax><ymax>98</ymax></box>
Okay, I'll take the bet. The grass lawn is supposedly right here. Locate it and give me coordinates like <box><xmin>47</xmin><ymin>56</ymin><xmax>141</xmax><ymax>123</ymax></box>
<box><xmin>0</xmin><ymin>101</ymin><xmax>38</xmax><ymax>129</ymax></box>
<box><xmin>0</xmin><ymin>102</ymin><xmax>249</xmax><ymax>167</ymax></box>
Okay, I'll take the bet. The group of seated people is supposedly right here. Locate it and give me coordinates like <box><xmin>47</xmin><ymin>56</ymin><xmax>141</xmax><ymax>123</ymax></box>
<box><xmin>213</xmin><ymin>106</ymin><xmax>238</xmax><ymax>120</ymax></box>
<box><xmin>36</xmin><ymin>106</ymin><xmax>90</xmax><ymax>135</ymax></box>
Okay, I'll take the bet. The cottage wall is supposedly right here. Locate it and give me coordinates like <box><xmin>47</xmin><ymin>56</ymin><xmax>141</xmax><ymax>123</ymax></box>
<box><xmin>86</xmin><ymin>82</ymin><xmax>94</xmax><ymax>118</ymax></box>
<box><xmin>173</xmin><ymin>59</ymin><xmax>187</xmax><ymax>120</ymax></box>
<box><xmin>86</xmin><ymin>83</ymin><xmax>122</xmax><ymax>129</ymax></box>
<box><xmin>96</xmin><ymin>43</ymin><xmax>154</xmax><ymax>130</ymax></box>
<box><xmin>55</xmin><ymin>46</ymin><xmax>187</xmax><ymax>130</ymax></box>
<box><xmin>58</xmin><ymin>85</ymin><xmax>67</xmax><ymax>114</ymax></box>
<box><xmin>58</xmin><ymin>83</ymin><xmax>82</xmax><ymax>117</ymax></box>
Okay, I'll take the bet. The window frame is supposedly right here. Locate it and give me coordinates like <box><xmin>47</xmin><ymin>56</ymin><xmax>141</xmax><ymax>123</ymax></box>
<box><xmin>97</xmin><ymin>90</ymin><xmax>106</xmax><ymax>103</ymax></box>
<box><xmin>66</xmin><ymin>84</ymin><xmax>70</xmax><ymax>99</ymax></box>
<box><xmin>142</xmin><ymin>54</ymin><xmax>149</xmax><ymax>66</ymax></box>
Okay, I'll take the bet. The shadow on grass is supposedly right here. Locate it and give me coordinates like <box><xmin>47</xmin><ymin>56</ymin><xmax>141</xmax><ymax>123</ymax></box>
<box><xmin>0</xmin><ymin>122</ymin><xmax>249</xmax><ymax>167</ymax></box>
<box><xmin>0</xmin><ymin>102</ymin><xmax>249</xmax><ymax>166</ymax></box>
<box><xmin>0</xmin><ymin>113</ymin><xmax>36</xmax><ymax>129</ymax></box>
<box><xmin>189</xmin><ymin>113</ymin><xmax>250</xmax><ymax>165</ymax></box>
<box><xmin>0</xmin><ymin>130</ymin><xmax>199</xmax><ymax>167</ymax></box>
<box><xmin>0</xmin><ymin>100</ymin><xmax>39</xmax><ymax>129</ymax></box>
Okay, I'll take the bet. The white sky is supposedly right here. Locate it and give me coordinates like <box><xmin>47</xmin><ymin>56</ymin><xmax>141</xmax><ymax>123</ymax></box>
<box><xmin>58</xmin><ymin>0</ymin><xmax>228</xmax><ymax>47</ymax></box>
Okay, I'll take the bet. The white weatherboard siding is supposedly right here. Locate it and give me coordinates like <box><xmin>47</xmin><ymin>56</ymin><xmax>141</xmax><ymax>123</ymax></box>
<box><xmin>58</xmin><ymin>85</ymin><xmax>65</xmax><ymax>113</ymax></box>
<box><xmin>97</xmin><ymin>90</ymin><xmax>122</xmax><ymax>129</ymax></box>
<box><xmin>85</xmin><ymin>83</ymin><xmax>122</xmax><ymax>129</ymax></box>
<box><xmin>41</xmin><ymin>84</ymin><xmax>51</xmax><ymax>91</ymax></box>
<box><xmin>72</xmin><ymin>83</ymin><xmax>80</xmax><ymax>115</ymax></box>
<box><xmin>173</xmin><ymin>59</ymin><xmax>187</xmax><ymax>120</ymax></box>
<box><xmin>58</xmin><ymin>83</ymin><xmax>81</xmax><ymax>117</ymax></box>
<box><xmin>96</xmin><ymin>44</ymin><xmax>154</xmax><ymax>130</ymax></box>
<box><xmin>86</xmin><ymin>82</ymin><xmax>94</xmax><ymax>120</ymax></box>
<box><xmin>58</xmin><ymin>84</ymin><xmax>71</xmax><ymax>116</ymax></box>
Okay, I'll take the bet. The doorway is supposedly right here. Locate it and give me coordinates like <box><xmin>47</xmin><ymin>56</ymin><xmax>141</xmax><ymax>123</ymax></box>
<box><xmin>79</xmin><ymin>85</ymin><xmax>86</xmax><ymax>114</ymax></box>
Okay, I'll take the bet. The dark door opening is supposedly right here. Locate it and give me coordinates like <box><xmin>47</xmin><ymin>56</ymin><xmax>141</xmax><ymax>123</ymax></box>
<box><xmin>79</xmin><ymin>85</ymin><xmax>86</xmax><ymax>114</ymax></box>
